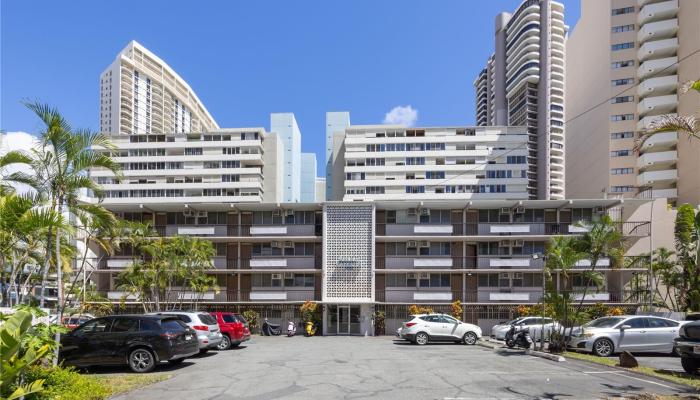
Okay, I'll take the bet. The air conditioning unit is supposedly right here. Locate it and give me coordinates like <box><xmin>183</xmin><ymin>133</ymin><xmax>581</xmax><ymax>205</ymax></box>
<box><xmin>272</xmin><ymin>210</ymin><xmax>282</xmax><ymax>217</ymax></box>
<box><xmin>284</xmin><ymin>272</ymin><xmax>293</xmax><ymax>278</ymax></box>
<box><xmin>197</xmin><ymin>211</ymin><xmax>208</xmax><ymax>218</ymax></box>
<box><xmin>183</xmin><ymin>210</ymin><xmax>195</xmax><ymax>217</ymax></box>
<box><xmin>515</xmin><ymin>206</ymin><xmax>525</xmax><ymax>214</ymax></box>
<box><xmin>407</xmin><ymin>273</ymin><xmax>417</xmax><ymax>279</ymax></box>
<box><xmin>419</xmin><ymin>273</ymin><xmax>429</xmax><ymax>279</ymax></box>
<box><xmin>420</xmin><ymin>209</ymin><xmax>430</xmax><ymax>216</ymax></box>
<box><xmin>594</xmin><ymin>206</ymin><xmax>605</xmax><ymax>214</ymax></box>
<box><xmin>500</xmin><ymin>207</ymin><xmax>511</xmax><ymax>214</ymax></box>
<box><xmin>272</xmin><ymin>273</ymin><xmax>282</xmax><ymax>280</ymax></box>
<box><xmin>407</xmin><ymin>241</ymin><xmax>418</xmax><ymax>248</ymax></box>
<box><xmin>513</xmin><ymin>240</ymin><xmax>524</xmax><ymax>247</ymax></box>
<box><xmin>283</xmin><ymin>241</ymin><xmax>294</xmax><ymax>248</ymax></box>
<box><xmin>407</xmin><ymin>208</ymin><xmax>418</xmax><ymax>216</ymax></box>
<box><xmin>419</xmin><ymin>241</ymin><xmax>429</xmax><ymax>248</ymax></box>
<box><xmin>271</xmin><ymin>241</ymin><xmax>283</xmax><ymax>248</ymax></box>
<box><xmin>499</xmin><ymin>240</ymin><xmax>512</xmax><ymax>247</ymax></box>
<box><xmin>285</xmin><ymin>210</ymin><xmax>295</xmax><ymax>217</ymax></box>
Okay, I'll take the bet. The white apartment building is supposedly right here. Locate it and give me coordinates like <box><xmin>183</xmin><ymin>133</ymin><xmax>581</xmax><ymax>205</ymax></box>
<box><xmin>474</xmin><ymin>0</ymin><xmax>567</xmax><ymax>200</ymax></box>
<box><xmin>91</xmin><ymin>129</ymin><xmax>273</xmax><ymax>207</ymax></box>
<box><xmin>567</xmin><ymin>0</ymin><xmax>700</xmax><ymax>205</ymax></box>
<box><xmin>100</xmin><ymin>40</ymin><xmax>219</xmax><ymax>135</ymax></box>
<box><xmin>329</xmin><ymin>125</ymin><xmax>530</xmax><ymax>201</ymax></box>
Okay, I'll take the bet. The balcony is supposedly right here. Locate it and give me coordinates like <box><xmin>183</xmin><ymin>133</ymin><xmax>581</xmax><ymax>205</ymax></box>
<box><xmin>638</xmin><ymin>56</ymin><xmax>677</xmax><ymax>79</ymax></box>
<box><xmin>106</xmin><ymin>257</ymin><xmax>134</xmax><ymax>268</ymax></box>
<box><xmin>239</xmin><ymin>224</ymin><xmax>318</xmax><ymax>237</ymax></box>
<box><xmin>638</xmin><ymin>113</ymin><xmax>676</xmax><ymax>130</ymax></box>
<box><xmin>477</xmin><ymin>256</ymin><xmax>539</xmax><ymax>269</ymax></box>
<box><xmin>637</xmin><ymin>150</ymin><xmax>677</xmax><ymax>169</ymax></box>
<box><xmin>637</xmin><ymin>75</ymin><xmax>678</xmax><ymax>99</ymax></box>
<box><xmin>637</xmin><ymin>18</ymin><xmax>678</xmax><ymax>44</ymax></box>
<box><xmin>380</xmin><ymin>289</ymin><xmax>459</xmax><ymax>303</ymax></box>
<box><xmin>638</xmin><ymin>0</ymin><xmax>678</xmax><ymax>25</ymax></box>
<box><xmin>381</xmin><ymin>256</ymin><xmax>453</xmax><ymax>269</ymax></box>
<box><xmin>650</xmin><ymin>188</ymin><xmax>678</xmax><ymax>199</ymax></box>
<box><xmin>637</xmin><ymin>94</ymin><xmax>678</xmax><ymax>116</ymax></box>
<box><xmin>637</xmin><ymin>168</ymin><xmax>678</xmax><ymax>185</ymax></box>
<box><xmin>246</xmin><ymin>256</ymin><xmax>316</xmax><ymax>269</ymax></box>
<box><xmin>378</xmin><ymin>223</ymin><xmax>462</xmax><ymax>236</ymax></box>
<box><xmin>244</xmin><ymin>290</ymin><xmax>317</xmax><ymax>302</ymax></box>
<box><xmin>640</xmin><ymin>131</ymin><xmax>677</xmax><ymax>150</ymax></box>
<box><xmin>475</xmin><ymin>223</ymin><xmax>579</xmax><ymax>236</ymax></box>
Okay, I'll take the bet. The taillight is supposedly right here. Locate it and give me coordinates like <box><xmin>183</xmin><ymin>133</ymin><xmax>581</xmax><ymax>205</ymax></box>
<box><xmin>192</xmin><ymin>325</ymin><xmax>209</xmax><ymax>331</ymax></box>
<box><xmin>160</xmin><ymin>332</ymin><xmax>178</xmax><ymax>339</ymax></box>
<box><xmin>406</xmin><ymin>322</ymin><xmax>417</xmax><ymax>327</ymax></box>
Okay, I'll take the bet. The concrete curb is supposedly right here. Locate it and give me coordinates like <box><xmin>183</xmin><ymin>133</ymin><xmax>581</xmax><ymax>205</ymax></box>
<box><xmin>476</xmin><ymin>340</ymin><xmax>501</xmax><ymax>350</ymax></box>
<box><xmin>525</xmin><ymin>349</ymin><xmax>566</xmax><ymax>362</ymax></box>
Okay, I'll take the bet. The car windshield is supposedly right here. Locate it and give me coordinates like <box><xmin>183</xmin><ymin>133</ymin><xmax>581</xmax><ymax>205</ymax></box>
<box><xmin>505</xmin><ymin>318</ymin><xmax>523</xmax><ymax>325</ymax></box>
<box><xmin>198</xmin><ymin>314</ymin><xmax>218</xmax><ymax>325</ymax></box>
<box><xmin>584</xmin><ymin>317</ymin><xmax>626</xmax><ymax>328</ymax></box>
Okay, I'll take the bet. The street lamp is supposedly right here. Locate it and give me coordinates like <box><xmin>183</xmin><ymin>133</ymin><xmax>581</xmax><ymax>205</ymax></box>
<box><xmin>532</xmin><ymin>253</ymin><xmax>546</xmax><ymax>351</ymax></box>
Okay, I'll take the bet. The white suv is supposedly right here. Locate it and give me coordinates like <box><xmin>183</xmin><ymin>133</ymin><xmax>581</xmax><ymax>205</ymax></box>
<box><xmin>149</xmin><ymin>311</ymin><xmax>222</xmax><ymax>353</ymax></box>
<box><xmin>398</xmin><ymin>314</ymin><xmax>482</xmax><ymax>345</ymax></box>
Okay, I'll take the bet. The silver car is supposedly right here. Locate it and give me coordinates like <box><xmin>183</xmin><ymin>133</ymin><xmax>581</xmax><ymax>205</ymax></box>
<box><xmin>150</xmin><ymin>311</ymin><xmax>222</xmax><ymax>353</ymax></box>
<box><xmin>568</xmin><ymin>315</ymin><xmax>686</xmax><ymax>357</ymax></box>
<box><xmin>491</xmin><ymin>317</ymin><xmax>560</xmax><ymax>341</ymax></box>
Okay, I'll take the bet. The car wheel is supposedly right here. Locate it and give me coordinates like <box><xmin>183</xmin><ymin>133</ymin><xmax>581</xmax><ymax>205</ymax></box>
<box><xmin>681</xmin><ymin>357</ymin><xmax>700</xmax><ymax>375</ymax></box>
<box><xmin>463</xmin><ymin>332</ymin><xmax>478</xmax><ymax>345</ymax></box>
<box><xmin>217</xmin><ymin>335</ymin><xmax>231</xmax><ymax>351</ymax></box>
<box><xmin>415</xmin><ymin>332</ymin><xmax>429</xmax><ymax>345</ymax></box>
<box><xmin>129</xmin><ymin>349</ymin><xmax>156</xmax><ymax>373</ymax></box>
<box><xmin>592</xmin><ymin>338</ymin><xmax>614</xmax><ymax>357</ymax></box>
<box><xmin>168</xmin><ymin>358</ymin><xmax>185</xmax><ymax>365</ymax></box>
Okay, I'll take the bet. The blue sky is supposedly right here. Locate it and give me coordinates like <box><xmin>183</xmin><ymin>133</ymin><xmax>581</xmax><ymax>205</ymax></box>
<box><xmin>1</xmin><ymin>0</ymin><xmax>580</xmax><ymax>176</ymax></box>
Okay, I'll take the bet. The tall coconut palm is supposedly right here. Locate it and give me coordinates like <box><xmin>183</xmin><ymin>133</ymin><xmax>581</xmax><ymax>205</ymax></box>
<box><xmin>636</xmin><ymin>80</ymin><xmax>700</xmax><ymax>151</ymax></box>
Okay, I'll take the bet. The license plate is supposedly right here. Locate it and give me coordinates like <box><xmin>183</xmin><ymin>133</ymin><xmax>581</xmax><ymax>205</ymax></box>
<box><xmin>185</xmin><ymin>335</ymin><xmax>192</xmax><ymax>341</ymax></box>
<box><xmin>694</xmin><ymin>346</ymin><xmax>700</xmax><ymax>354</ymax></box>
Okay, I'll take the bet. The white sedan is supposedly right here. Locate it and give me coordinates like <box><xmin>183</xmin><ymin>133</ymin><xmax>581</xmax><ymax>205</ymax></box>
<box><xmin>399</xmin><ymin>314</ymin><xmax>482</xmax><ymax>345</ymax></box>
<box><xmin>491</xmin><ymin>317</ymin><xmax>560</xmax><ymax>340</ymax></box>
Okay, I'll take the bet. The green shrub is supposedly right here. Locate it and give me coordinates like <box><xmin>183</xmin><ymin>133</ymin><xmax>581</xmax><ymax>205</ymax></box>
<box><xmin>23</xmin><ymin>366</ymin><xmax>110</xmax><ymax>400</ymax></box>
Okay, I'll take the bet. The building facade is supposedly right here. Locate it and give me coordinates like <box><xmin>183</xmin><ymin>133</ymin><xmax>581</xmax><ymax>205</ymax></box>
<box><xmin>88</xmin><ymin>198</ymin><xmax>659</xmax><ymax>336</ymax></box>
<box><xmin>300</xmin><ymin>153</ymin><xmax>318</xmax><ymax>202</ymax></box>
<box><xmin>270</xmin><ymin>113</ymin><xmax>302</xmax><ymax>203</ymax></box>
<box><xmin>329</xmin><ymin>124</ymin><xmax>531</xmax><ymax>201</ymax></box>
<box><xmin>325</xmin><ymin>112</ymin><xmax>352</xmax><ymax>200</ymax></box>
<box><xmin>567</xmin><ymin>0</ymin><xmax>700</xmax><ymax>205</ymax></box>
<box><xmin>474</xmin><ymin>0</ymin><xmax>567</xmax><ymax>200</ymax></box>
<box><xmin>100</xmin><ymin>41</ymin><xmax>219</xmax><ymax>135</ymax></box>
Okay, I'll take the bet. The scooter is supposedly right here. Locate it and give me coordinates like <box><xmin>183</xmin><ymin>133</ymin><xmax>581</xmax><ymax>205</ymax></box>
<box><xmin>287</xmin><ymin>321</ymin><xmax>296</xmax><ymax>337</ymax></box>
<box><xmin>305</xmin><ymin>321</ymin><xmax>317</xmax><ymax>337</ymax></box>
<box><xmin>505</xmin><ymin>324</ymin><xmax>533</xmax><ymax>349</ymax></box>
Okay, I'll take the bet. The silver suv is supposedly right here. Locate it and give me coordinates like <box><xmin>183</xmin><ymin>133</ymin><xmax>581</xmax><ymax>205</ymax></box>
<box><xmin>149</xmin><ymin>311</ymin><xmax>222</xmax><ymax>353</ymax></box>
<box><xmin>398</xmin><ymin>314</ymin><xmax>482</xmax><ymax>345</ymax></box>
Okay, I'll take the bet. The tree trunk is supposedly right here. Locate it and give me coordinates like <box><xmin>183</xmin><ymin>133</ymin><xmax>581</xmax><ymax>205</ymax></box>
<box><xmin>40</xmin><ymin>228</ymin><xmax>52</xmax><ymax>308</ymax></box>
<box><xmin>53</xmin><ymin>200</ymin><xmax>63</xmax><ymax>365</ymax></box>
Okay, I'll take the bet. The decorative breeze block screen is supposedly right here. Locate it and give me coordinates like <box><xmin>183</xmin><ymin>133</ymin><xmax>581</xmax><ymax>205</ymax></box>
<box><xmin>323</xmin><ymin>203</ymin><xmax>374</xmax><ymax>302</ymax></box>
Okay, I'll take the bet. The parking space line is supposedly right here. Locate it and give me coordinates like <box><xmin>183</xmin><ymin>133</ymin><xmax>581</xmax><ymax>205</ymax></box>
<box><xmin>608</xmin><ymin>372</ymin><xmax>676</xmax><ymax>390</ymax></box>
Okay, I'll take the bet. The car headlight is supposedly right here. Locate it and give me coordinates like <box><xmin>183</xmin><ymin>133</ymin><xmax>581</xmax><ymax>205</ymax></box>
<box><xmin>581</xmin><ymin>332</ymin><xmax>595</xmax><ymax>339</ymax></box>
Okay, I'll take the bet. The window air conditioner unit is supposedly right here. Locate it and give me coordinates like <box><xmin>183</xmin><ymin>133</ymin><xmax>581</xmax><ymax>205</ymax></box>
<box><xmin>515</xmin><ymin>206</ymin><xmax>525</xmax><ymax>214</ymax></box>
<box><xmin>284</xmin><ymin>272</ymin><xmax>293</xmax><ymax>278</ymax></box>
<box><xmin>197</xmin><ymin>211</ymin><xmax>208</xmax><ymax>218</ymax></box>
<box><xmin>271</xmin><ymin>241</ymin><xmax>283</xmax><ymax>248</ymax></box>
<box><xmin>420</xmin><ymin>273</ymin><xmax>429</xmax><ymax>279</ymax></box>
<box><xmin>272</xmin><ymin>273</ymin><xmax>282</xmax><ymax>279</ymax></box>
<box><xmin>283</xmin><ymin>241</ymin><xmax>294</xmax><ymax>248</ymax></box>
<box><xmin>285</xmin><ymin>210</ymin><xmax>295</xmax><ymax>217</ymax></box>
<box><xmin>407</xmin><ymin>241</ymin><xmax>418</xmax><ymax>248</ymax></box>
<box><xmin>499</xmin><ymin>240</ymin><xmax>512</xmax><ymax>247</ymax></box>
<box><xmin>513</xmin><ymin>240</ymin><xmax>524</xmax><ymax>247</ymax></box>
<box><xmin>420</xmin><ymin>209</ymin><xmax>430</xmax><ymax>216</ymax></box>
<box><xmin>407</xmin><ymin>273</ymin><xmax>417</xmax><ymax>279</ymax></box>
<box><xmin>183</xmin><ymin>210</ymin><xmax>195</xmax><ymax>217</ymax></box>
<box><xmin>594</xmin><ymin>206</ymin><xmax>605</xmax><ymax>214</ymax></box>
<box><xmin>272</xmin><ymin>210</ymin><xmax>282</xmax><ymax>217</ymax></box>
<box><xmin>407</xmin><ymin>208</ymin><xmax>418</xmax><ymax>216</ymax></box>
<box><xmin>500</xmin><ymin>207</ymin><xmax>511</xmax><ymax>214</ymax></box>
<box><xmin>419</xmin><ymin>241</ymin><xmax>430</xmax><ymax>248</ymax></box>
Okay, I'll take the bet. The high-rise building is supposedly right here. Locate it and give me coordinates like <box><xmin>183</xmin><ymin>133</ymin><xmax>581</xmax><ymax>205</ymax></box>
<box><xmin>328</xmin><ymin>122</ymin><xmax>530</xmax><ymax>201</ymax></box>
<box><xmin>474</xmin><ymin>0</ymin><xmax>567</xmax><ymax>200</ymax></box>
<box><xmin>567</xmin><ymin>0</ymin><xmax>700</xmax><ymax>205</ymax></box>
<box><xmin>270</xmin><ymin>113</ymin><xmax>302</xmax><ymax>202</ymax></box>
<box><xmin>325</xmin><ymin>112</ymin><xmax>351</xmax><ymax>200</ymax></box>
<box><xmin>300</xmin><ymin>152</ymin><xmax>318</xmax><ymax>202</ymax></box>
<box><xmin>100</xmin><ymin>41</ymin><xmax>218</xmax><ymax>135</ymax></box>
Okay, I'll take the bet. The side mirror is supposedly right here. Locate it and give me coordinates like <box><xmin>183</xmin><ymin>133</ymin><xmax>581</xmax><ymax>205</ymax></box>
<box><xmin>620</xmin><ymin>324</ymin><xmax>631</xmax><ymax>331</ymax></box>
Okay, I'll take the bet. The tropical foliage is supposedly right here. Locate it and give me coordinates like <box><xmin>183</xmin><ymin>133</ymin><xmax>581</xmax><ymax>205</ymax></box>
<box><xmin>299</xmin><ymin>301</ymin><xmax>319</xmax><ymax>324</ymax></box>
<box><xmin>0</xmin><ymin>310</ymin><xmax>49</xmax><ymax>400</ymax></box>
<box><xmin>450</xmin><ymin>300</ymin><xmax>463</xmax><ymax>320</ymax></box>
<box><xmin>242</xmin><ymin>310</ymin><xmax>261</xmax><ymax>334</ymax></box>
<box><xmin>670</xmin><ymin>204</ymin><xmax>700</xmax><ymax>311</ymax></box>
<box><xmin>408</xmin><ymin>305</ymin><xmax>434</xmax><ymax>315</ymax></box>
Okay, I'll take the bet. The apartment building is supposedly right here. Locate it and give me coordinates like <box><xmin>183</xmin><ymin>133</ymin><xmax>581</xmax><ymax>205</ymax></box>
<box><xmin>89</xmin><ymin>198</ymin><xmax>660</xmax><ymax>335</ymax></box>
<box><xmin>325</xmin><ymin>112</ymin><xmax>352</xmax><ymax>200</ymax></box>
<box><xmin>567</xmin><ymin>0</ymin><xmax>700</xmax><ymax>205</ymax></box>
<box><xmin>300</xmin><ymin>153</ymin><xmax>318</xmax><ymax>202</ymax></box>
<box><xmin>100</xmin><ymin>41</ymin><xmax>219</xmax><ymax>135</ymax></box>
<box><xmin>327</xmin><ymin>124</ymin><xmax>530</xmax><ymax>201</ymax></box>
<box><xmin>474</xmin><ymin>0</ymin><xmax>567</xmax><ymax>200</ymax></box>
<box><xmin>91</xmin><ymin>129</ymin><xmax>274</xmax><ymax>205</ymax></box>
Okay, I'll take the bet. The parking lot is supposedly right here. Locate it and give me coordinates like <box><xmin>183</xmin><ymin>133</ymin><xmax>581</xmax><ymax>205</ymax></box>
<box><xmin>109</xmin><ymin>336</ymin><xmax>697</xmax><ymax>400</ymax></box>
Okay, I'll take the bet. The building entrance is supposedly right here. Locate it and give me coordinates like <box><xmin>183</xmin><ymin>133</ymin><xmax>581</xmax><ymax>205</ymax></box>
<box><xmin>327</xmin><ymin>305</ymin><xmax>361</xmax><ymax>335</ymax></box>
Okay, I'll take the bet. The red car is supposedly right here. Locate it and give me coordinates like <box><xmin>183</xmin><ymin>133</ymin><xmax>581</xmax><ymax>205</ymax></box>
<box><xmin>210</xmin><ymin>312</ymin><xmax>251</xmax><ymax>350</ymax></box>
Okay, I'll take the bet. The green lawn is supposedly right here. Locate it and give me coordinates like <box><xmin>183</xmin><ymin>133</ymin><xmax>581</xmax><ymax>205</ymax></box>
<box><xmin>564</xmin><ymin>351</ymin><xmax>700</xmax><ymax>390</ymax></box>
<box><xmin>92</xmin><ymin>373</ymin><xmax>171</xmax><ymax>397</ymax></box>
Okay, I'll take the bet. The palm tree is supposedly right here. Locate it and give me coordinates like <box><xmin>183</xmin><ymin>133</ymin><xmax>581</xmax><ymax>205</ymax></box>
<box><xmin>636</xmin><ymin>80</ymin><xmax>700</xmax><ymax>151</ymax></box>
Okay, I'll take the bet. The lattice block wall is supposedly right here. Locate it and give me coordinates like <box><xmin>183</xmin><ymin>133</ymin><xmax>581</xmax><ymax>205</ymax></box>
<box><xmin>323</xmin><ymin>203</ymin><xmax>374</xmax><ymax>302</ymax></box>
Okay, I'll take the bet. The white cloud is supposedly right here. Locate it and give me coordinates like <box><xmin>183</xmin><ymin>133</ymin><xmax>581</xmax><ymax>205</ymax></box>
<box><xmin>1</xmin><ymin>131</ymin><xmax>39</xmax><ymax>194</ymax></box>
<box><xmin>383</xmin><ymin>105</ymin><xmax>418</xmax><ymax>127</ymax></box>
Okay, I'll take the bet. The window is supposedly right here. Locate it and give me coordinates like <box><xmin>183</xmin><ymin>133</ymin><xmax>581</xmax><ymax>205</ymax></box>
<box><xmin>111</xmin><ymin>318</ymin><xmax>139</xmax><ymax>333</ymax></box>
<box><xmin>160</xmin><ymin>319</ymin><xmax>187</xmax><ymax>332</ymax></box>
<box><xmin>405</xmin><ymin>157</ymin><xmax>425</xmax><ymax>165</ymax></box>
<box><xmin>75</xmin><ymin>319</ymin><xmax>112</xmax><ymax>334</ymax></box>
<box><xmin>612</xmin><ymin>7</ymin><xmax>634</xmax><ymax>15</ymax></box>
<box><xmin>426</xmin><ymin>171</ymin><xmax>445</xmax><ymax>179</ymax></box>
<box><xmin>222</xmin><ymin>314</ymin><xmax>236</xmax><ymax>323</ymax></box>
<box><xmin>611</xmin><ymin>114</ymin><xmax>634</xmax><ymax>122</ymax></box>
<box><xmin>184</xmin><ymin>148</ymin><xmax>203</xmax><ymax>156</ymax></box>
<box><xmin>612</xmin><ymin>95</ymin><xmax>634</xmax><ymax>103</ymax></box>
<box><xmin>611</xmin><ymin>167</ymin><xmax>633</xmax><ymax>175</ymax></box>
<box><xmin>610</xmin><ymin>149</ymin><xmax>631</xmax><ymax>157</ymax></box>
<box><xmin>611</xmin><ymin>42</ymin><xmax>634</xmax><ymax>51</ymax></box>
<box><xmin>648</xmin><ymin>318</ymin><xmax>678</xmax><ymax>328</ymax></box>
<box><xmin>365</xmin><ymin>186</ymin><xmax>385</xmax><ymax>194</ymax></box>
<box><xmin>611</xmin><ymin>132</ymin><xmax>634</xmax><ymax>140</ymax></box>
<box><xmin>611</xmin><ymin>185</ymin><xmax>634</xmax><ymax>193</ymax></box>
<box><xmin>507</xmin><ymin>156</ymin><xmax>526</xmax><ymax>164</ymax></box>
<box><xmin>611</xmin><ymin>60</ymin><xmax>634</xmax><ymax>69</ymax></box>
<box><xmin>626</xmin><ymin>318</ymin><xmax>648</xmax><ymax>329</ymax></box>
<box><xmin>612</xmin><ymin>78</ymin><xmax>634</xmax><ymax>86</ymax></box>
<box><xmin>405</xmin><ymin>186</ymin><xmax>425</xmax><ymax>194</ymax></box>
<box><xmin>386</xmin><ymin>210</ymin><xmax>396</xmax><ymax>223</ymax></box>
<box><xmin>612</xmin><ymin>24</ymin><xmax>634</xmax><ymax>33</ymax></box>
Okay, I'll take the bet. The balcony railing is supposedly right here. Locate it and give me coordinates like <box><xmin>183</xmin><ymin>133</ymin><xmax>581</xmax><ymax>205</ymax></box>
<box><xmin>374</xmin><ymin>256</ymin><xmax>645</xmax><ymax>270</ymax></box>
<box><xmin>375</xmin><ymin>222</ymin><xmax>651</xmax><ymax>237</ymax></box>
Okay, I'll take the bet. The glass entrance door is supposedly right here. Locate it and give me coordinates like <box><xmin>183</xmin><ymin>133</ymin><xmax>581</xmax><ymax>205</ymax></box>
<box><xmin>338</xmin><ymin>305</ymin><xmax>350</xmax><ymax>334</ymax></box>
<box><xmin>327</xmin><ymin>305</ymin><xmax>362</xmax><ymax>335</ymax></box>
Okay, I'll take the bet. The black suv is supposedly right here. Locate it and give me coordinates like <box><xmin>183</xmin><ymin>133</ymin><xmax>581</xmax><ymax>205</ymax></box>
<box><xmin>674</xmin><ymin>320</ymin><xmax>700</xmax><ymax>375</ymax></box>
<box><xmin>59</xmin><ymin>315</ymin><xmax>199</xmax><ymax>373</ymax></box>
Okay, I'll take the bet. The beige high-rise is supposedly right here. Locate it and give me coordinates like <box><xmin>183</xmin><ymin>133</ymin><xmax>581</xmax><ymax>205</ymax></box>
<box><xmin>567</xmin><ymin>0</ymin><xmax>700</xmax><ymax>206</ymax></box>
<box><xmin>100</xmin><ymin>41</ymin><xmax>219</xmax><ymax>135</ymax></box>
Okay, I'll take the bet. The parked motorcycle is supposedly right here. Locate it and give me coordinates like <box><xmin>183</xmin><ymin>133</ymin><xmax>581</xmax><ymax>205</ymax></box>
<box><xmin>305</xmin><ymin>321</ymin><xmax>317</xmax><ymax>337</ymax></box>
<box><xmin>505</xmin><ymin>324</ymin><xmax>533</xmax><ymax>349</ymax></box>
<box><xmin>287</xmin><ymin>321</ymin><xmax>296</xmax><ymax>337</ymax></box>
